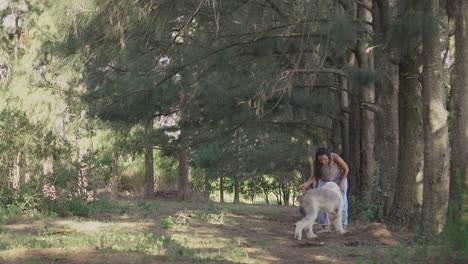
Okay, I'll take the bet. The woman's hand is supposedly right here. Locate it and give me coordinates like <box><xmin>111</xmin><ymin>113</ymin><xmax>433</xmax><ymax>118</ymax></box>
<box><xmin>338</xmin><ymin>183</ymin><xmax>344</xmax><ymax>193</ymax></box>
<box><xmin>299</xmin><ymin>182</ymin><xmax>309</xmax><ymax>192</ymax></box>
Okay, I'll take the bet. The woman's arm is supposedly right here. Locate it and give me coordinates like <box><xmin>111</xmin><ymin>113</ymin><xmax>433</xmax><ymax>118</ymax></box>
<box><xmin>299</xmin><ymin>156</ymin><xmax>317</xmax><ymax>191</ymax></box>
<box><xmin>333</xmin><ymin>153</ymin><xmax>349</xmax><ymax>193</ymax></box>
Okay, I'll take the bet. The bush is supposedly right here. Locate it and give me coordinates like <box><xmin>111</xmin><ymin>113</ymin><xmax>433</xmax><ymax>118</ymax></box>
<box><xmin>349</xmin><ymin>194</ymin><xmax>384</xmax><ymax>222</ymax></box>
<box><xmin>44</xmin><ymin>197</ymin><xmax>90</xmax><ymax>217</ymax></box>
<box><xmin>0</xmin><ymin>183</ymin><xmax>44</xmax><ymax>217</ymax></box>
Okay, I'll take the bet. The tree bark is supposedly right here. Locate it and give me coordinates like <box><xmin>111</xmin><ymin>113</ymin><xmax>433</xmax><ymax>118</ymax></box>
<box><xmin>372</xmin><ymin>0</ymin><xmax>399</xmax><ymax>218</ymax></box>
<box><xmin>111</xmin><ymin>149</ymin><xmax>119</xmax><ymax>195</ymax></box>
<box><xmin>144</xmin><ymin>118</ymin><xmax>155</xmax><ymax>198</ymax></box>
<box><xmin>339</xmin><ymin>76</ymin><xmax>350</xmax><ymax>162</ymax></box>
<box><xmin>219</xmin><ymin>175</ymin><xmax>225</xmax><ymax>203</ymax></box>
<box><xmin>347</xmin><ymin>54</ymin><xmax>361</xmax><ymax>200</ymax></box>
<box><xmin>421</xmin><ymin>0</ymin><xmax>450</xmax><ymax>235</ymax></box>
<box><xmin>357</xmin><ymin>0</ymin><xmax>376</xmax><ymax>204</ymax></box>
<box><xmin>387</xmin><ymin>0</ymin><xmax>424</xmax><ymax>228</ymax></box>
<box><xmin>178</xmin><ymin>148</ymin><xmax>191</xmax><ymax>200</ymax></box>
<box><xmin>13</xmin><ymin>152</ymin><xmax>22</xmax><ymax>189</ymax></box>
<box><xmin>204</xmin><ymin>170</ymin><xmax>211</xmax><ymax>198</ymax></box>
<box><xmin>447</xmin><ymin>0</ymin><xmax>468</xmax><ymax>225</ymax></box>
<box><xmin>233</xmin><ymin>172</ymin><xmax>240</xmax><ymax>203</ymax></box>
<box><xmin>388</xmin><ymin>58</ymin><xmax>424</xmax><ymax>226</ymax></box>
<box><xmin>339</xmin><ymin>0</ymin><xmax>359</xmax><ymax>201</ymax></box>
<box><xmin>43</xmin><ymin>148</ymin><xmax>53</xmax><ymax>176</ymax></box>
<box><xmin>282</xmin><ymin>183</ymin><xmax>290</xmax><ymax>206</ymax></box>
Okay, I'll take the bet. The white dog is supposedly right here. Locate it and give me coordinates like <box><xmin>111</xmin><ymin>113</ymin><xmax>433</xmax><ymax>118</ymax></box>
<box><xmin>294</xmin><ymin>182</ymin><xmax>344</xmax><ymax>240</ymax></box>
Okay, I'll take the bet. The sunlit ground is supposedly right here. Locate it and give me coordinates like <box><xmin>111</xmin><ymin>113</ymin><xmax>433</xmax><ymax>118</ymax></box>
<box><xmin>0</xmin><ymin>199</ymin><xmax>463</xmax><ymax>264</ymax></box>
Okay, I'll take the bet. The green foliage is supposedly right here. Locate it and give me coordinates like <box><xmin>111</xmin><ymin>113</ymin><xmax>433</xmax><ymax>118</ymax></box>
<box><xmin>0</xmin><ymin>181</ymin><xmax>47</xmax><ymax>218</ymax></box>
<box><xmin>441</xmin><ymin>171</ymin><xmax>468</xmax><ymax>261</ymax></box>
<box><xmin>43</xmin><ymin>197</ymin><xmax>90</xmax><ymax>217</ymax></box>
<box><xmin>51</xmin><ymin>0</ymin><xmax>345</xmax><ymax>198</ymax></box>
<box><xmin>349</xmin><ymin>194</ymin><xmax>384</xmax><ymax>222</ymax></box>
<box><xmin>160</xmin><ymin>216</ymin><xmax>175</xmax><ymax>229</ymax></box>
<box><xmin>0</xmin><ymin>109</ymin><xmax>46</xmax><ymax>183</ymax></box>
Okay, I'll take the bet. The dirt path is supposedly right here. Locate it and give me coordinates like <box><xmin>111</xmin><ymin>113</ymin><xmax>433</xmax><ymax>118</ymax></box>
<box><xmin>0</xmin><ymin>200</ymin><xmax>449</xmax><ymax>264</ymax></box>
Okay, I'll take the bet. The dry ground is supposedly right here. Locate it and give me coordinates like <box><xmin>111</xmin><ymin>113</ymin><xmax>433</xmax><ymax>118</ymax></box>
<box><xmin>0</xmin><ymin>199</ymin><xmax>460</xmax><ymax>264</ymax></box>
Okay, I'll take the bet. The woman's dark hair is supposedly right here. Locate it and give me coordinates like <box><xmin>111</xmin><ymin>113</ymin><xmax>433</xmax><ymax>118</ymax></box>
<box><xmin>314</xmin><ymin>147</ymin><xmax>331</xmax><ymax>179</ymax></box>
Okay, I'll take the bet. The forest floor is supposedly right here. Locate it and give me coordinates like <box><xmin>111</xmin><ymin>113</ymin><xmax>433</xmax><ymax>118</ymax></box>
<box><xmin>0</xmin><ymin>197</ymin><xmax>463</xmax><ymax>264</ymax></box>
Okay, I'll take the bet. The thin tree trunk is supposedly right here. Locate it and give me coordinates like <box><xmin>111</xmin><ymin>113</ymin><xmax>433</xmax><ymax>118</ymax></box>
<box><xmin>43</xmin><ymin>148</ymin><xmax>53</xmax><ymax>176</ymax></box>
<box><xmin>13</xmin><ymin>152</ymin><xmax>21</xmax><ymax>189</ymax></box>
<box><xmin>263</xmin><ymin>191</ymin><xmax>270</xmax><ymax>205</ymax></box>
<box><xmin>144</xmin><ymin>118</ymin><xmax>155</xmax><ymax>198</ymax></box>
<box><xmin>77</xmin><ymin>109</ymin><xmax>91</xmax><ymax>200</ymax></box>
<box><xmin>178</xmin><ymin>148</ymin><xmax>190</xmax><ymax>200</ymax></box>
<box><xmin>219</xmin><ymin>175</ymin><xmax>224</xmax><ymax>203</ymax></box>
<box><xmin>282</xmin><ymin>183</ymin><xmax>290</xmax><ymax>206</ymax></box>
<box><xmin>204</xmin><ymin>170</ymin><xmax>211</xmax><ymax>199</ymax></box>
<box><xmin>274</xmin><ymin>188</ymin><xmax>282</xmax><ymax>206</ymax></box>
<box><xmin>233</xmin><ymin>172</ymin><xmax>240</xmax><ymax>203</ymax></box>
<box><xmin>339</xmin><ymin>0</ymin><xmax>358</xmax><ymax>200</ymax></box>
<box><xmin>421</xmin><ymin>0</ymin><xmax>450</xmax><ymax>235</ymax></box>
<box><xmin>339</xmin><ymin>76</ymin><xmax>350</xmax><ymax>162</ymax></box>
<box><xmin>347</xmin><ymin>53</ymin><xmax>361</xmax><ymax>200</ymax></box>
<box><xmin>111</xmin><ymin>149</ymin><xmax>119</xmax><ymax>195</ymax></box>
<box><xmin>357</xmin><ymin>0</ymin><xmax>376</xmax><ymax>204</ymax></box>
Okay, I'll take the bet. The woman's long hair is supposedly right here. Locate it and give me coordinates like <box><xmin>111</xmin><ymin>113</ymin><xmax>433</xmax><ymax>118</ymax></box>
<box><xmin>314</xmin><ymin>147</ymin><xmax>331</xmax><ymax>179</ymax></box>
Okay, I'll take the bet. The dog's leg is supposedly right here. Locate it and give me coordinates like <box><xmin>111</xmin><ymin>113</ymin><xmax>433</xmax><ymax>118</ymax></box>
<box><xmin>305</xmin><ymin>210</ymin><xmax>318</xmax><ymax>239</ymax></box>
<box><xmin>295</xmin><ymin>219</ymin><xmax>307</xmax><ymax>240</ymax></box>
<box><xmin>330</xmin><ymin>213</ymin><xmax>345</xmax><ymax>234</ymax></box>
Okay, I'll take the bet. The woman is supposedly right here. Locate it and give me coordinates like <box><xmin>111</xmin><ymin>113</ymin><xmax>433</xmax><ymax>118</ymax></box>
<box><xmin>299</xmin><ymin>147</ymin><xmax>349</xmax><ymax>231</ymax></box>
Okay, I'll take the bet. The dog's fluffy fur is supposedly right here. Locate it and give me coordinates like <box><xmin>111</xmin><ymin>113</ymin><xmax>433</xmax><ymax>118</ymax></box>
<box><xmin>294</xmin><ymin>182</ymin><xmax>344</xmax><ymax>240</ymax></box>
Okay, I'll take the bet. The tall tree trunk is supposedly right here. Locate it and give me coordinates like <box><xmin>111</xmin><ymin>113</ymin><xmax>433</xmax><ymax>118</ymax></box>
<box><xmin>357</xmin><ymin>0</ymin><xmax>376</xmax><ymax>204</ymax></box>
<box><xmin>111</xmin><ymin>149</ymin><xmax>119</xmax><ymax>195</ymax></box>
<box><xmin>339</xmin><ymin>76</ymin><xmax>350</xmax><ymax>162</ymax></box>
<box><xmin>348</xmin><ymin>54</ymin><xmax>361</xmax><ymax>200</ymax></box>
<box><xmin>421</xmin><ymin>0</ymin><xmax>450</xmax><ymax>235</ymax></box>
<box><xmin>447</xmin><ymin>0</ymin><xmax>468</xmax><ymax>226</ymax></box>
<box><xmin>372</xmin><ymin>0</ymin><xmax>399</xmax><ymax>218</ymax></box>
<box><xmin>178</xmin><ymin>148</ymin><xmax>191</xmax><ymax>200</ymax></box>
<box><xmin>219</xmin><ymin>175</ymin><xmax>225</xmax><ymax>203</ymax></box>
<box><xmin>13</xmin><ymin>152</ymin><xmax>22</xmax><ymax>189</ymax></box>
<box><xmin>387</xmin><ymin>0</ymin><xmax>424</xmax><ymax>228</ymax></box>
<box><xmin>282</xmin><ymin>183</ymin><xmax>290</xmax><ymax>206</ymax></box>
<box><xmin>263</xmin><ymin>189</ymin><xmax>270</xmax><ymax>205</ymax></box>
<box><xmin>43</xmin><ymin>148</ymin><xmax>53</xmax><ymax>176</ymax></box>
<box><xmin>388</xmin><ymin>58</ymin><xmax>424</xmax><ymax>226</ymax></box>
<box><xmin>77</xmin><ymin>109</ymin><xmax>91</xmax><ymax>200</ymax></box>
<box><xmin>340</xmin><ymin>0</ymin><xmax>359</xmax><ymax>201</ymax></box>
<box><xmin>144</xmin><ymin>118</ymin><xmax>155</xmax><ymax>198</ymax></box>
<box><xmin>233</xmin><ymin>172</ymin><xmax>240</xmax><ymax>203</ymax></box>
<box><xmin>204</xmin><ymin>170</ymin><xmax>211</xmax><ymax>198</ymax></box>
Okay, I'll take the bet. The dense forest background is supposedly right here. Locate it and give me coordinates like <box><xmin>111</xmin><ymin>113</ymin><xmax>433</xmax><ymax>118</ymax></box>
<box><xmin>0</xmin><ymin>0</ymin><xmax>466</xmax><ymax>239</ymax></box>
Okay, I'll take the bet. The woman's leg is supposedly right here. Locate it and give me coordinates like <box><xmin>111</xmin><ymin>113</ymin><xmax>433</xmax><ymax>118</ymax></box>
<box><xmin>332</xmin><ymin>176</ymin><xmax>348</xmax><ymax>226</ymax></box>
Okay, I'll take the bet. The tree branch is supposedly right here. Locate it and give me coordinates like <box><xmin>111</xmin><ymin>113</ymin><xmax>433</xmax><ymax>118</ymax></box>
<box><xmin>286</xmin><ymin>68</ymin><xmax>348</xmax><ymax>76</ymax></box>
<box><xmin>361</xmin><ymin>103</ymin><xmax>380</xmax><ymax>112</ymax></box>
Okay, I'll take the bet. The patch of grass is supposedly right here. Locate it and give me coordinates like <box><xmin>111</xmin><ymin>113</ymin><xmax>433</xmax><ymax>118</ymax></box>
<box><xmin>224</xmin><ymin>242</ymin><xmax>246</xmax><ymax>262</ymax></box>
<box><xmin>199</xmin><ymin>212</ymin><xmax>225</xmax><ymax>224</ymax></box>
<box><xmin>4</xmin><ymin>198</ymin><xmax>460</xmax><ymax>264</ymax></box>
<box><xmin>160</xmin><ymin>216</ymin><xmax>175</xmax><ymax>229</ymax></box>
<box><xmin>21</xmin><ymin>257</ymin><xmax>42</xmax><ymax>264</ymax></box>
<box><xmin>135</xmin><ymin>200</ymin><xmax>161</xmax><ymax>212</ymax></box>
<box><xmin>89</xmin><ymin>197</ymin><xmax>123</xmax><ymax>214</ymax></box>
